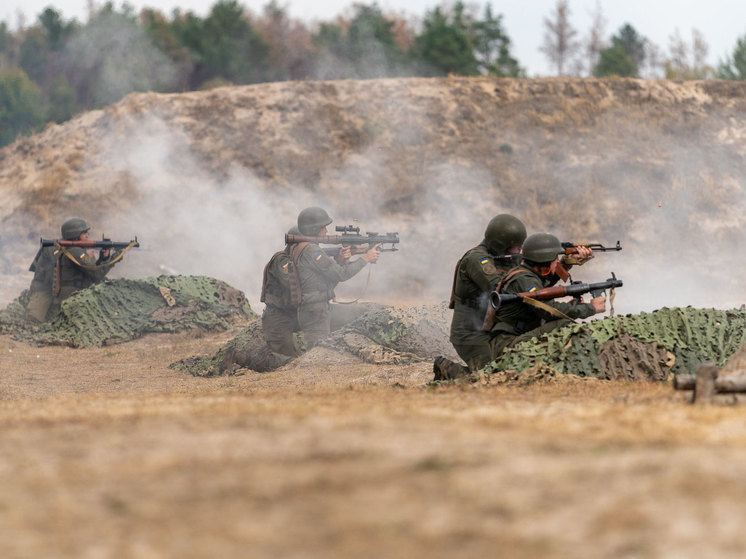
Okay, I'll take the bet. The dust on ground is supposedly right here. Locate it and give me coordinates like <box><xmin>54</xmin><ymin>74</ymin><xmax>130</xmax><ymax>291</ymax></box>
<box><xmin>2</xmin><ymin>328</ymin><xmax>746</xmax><ymax>559</ymax></box>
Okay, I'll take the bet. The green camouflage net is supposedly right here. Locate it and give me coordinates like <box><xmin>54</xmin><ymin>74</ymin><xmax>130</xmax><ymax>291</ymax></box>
<box><xmin>320</xmin><ymin>302</ymin><xmax>457</xmax><ymax>365</ymax></box>
<box><xmin>481</xmin><ymin>307</ymin><xmax>746</xmax><ymax>380</ymax></box>
<box><xmin>172</xmin><ymin>319</ymin><xmax>265</xmax><ymax>377</ymax></box>
<box><xmin>176</xmin><ymin>302</ymin><xmax>458</xmax><ymax>376</ymax></box>
<box><xmin>0</xmin><ymin>275</ymin><xmax>255</xmax><ymax>347</ymax></box>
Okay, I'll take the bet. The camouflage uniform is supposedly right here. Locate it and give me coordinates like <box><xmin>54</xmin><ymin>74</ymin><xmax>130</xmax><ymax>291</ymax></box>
<box><xmin>491</xmin><ymin>263</ymin><xmax>596</xmax><ymax>354</ymax></box>
<box><xmin>296</xmin><ymin>243</ymin><xmax>368</xmax><ymax>349</ymax></box>
<box><xmin>449</xmin><ymin>243</ymin><xmax>515</xmax><ymax>371</ymax></box>
<box><xmin>56</xmin><ymin>247</ymin><xmax>118</xmax><ymax>302</ymax></box>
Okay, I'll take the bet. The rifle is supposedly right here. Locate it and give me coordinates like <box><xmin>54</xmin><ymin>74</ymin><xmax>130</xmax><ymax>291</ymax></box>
<box><xmin>41</xmin><ymin>235</ymin><xmax>140</xmax><ymax>250</ymax></box>
<box><xmin>489</xmin><ymin>273</ymin><xmax>623</xmax><ymax>311</ymax></box>
<box><xmin>561</xmin><ymin>241</ymin><xmax>622</xmax><ymax>254</ymax></box>
<box><xmin>286</xmin><ymin>225</ymin><xmax>399</xmax><ymax>252</ymax></box>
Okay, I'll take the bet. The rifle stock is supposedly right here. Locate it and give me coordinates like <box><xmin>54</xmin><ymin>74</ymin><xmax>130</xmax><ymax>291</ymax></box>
<box><xmin>489</xmin><ymin>274</ymin><xmax>623</xmax><ymax>311</ymax></box>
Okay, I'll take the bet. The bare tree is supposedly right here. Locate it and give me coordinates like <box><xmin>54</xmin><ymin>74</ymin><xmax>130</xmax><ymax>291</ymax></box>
<box><xmin>692</xmin><ymin>28</ymin><xmax>709</xmax><ymax>72</ymax></box>
<box><xmin>665</xmin><ymin>27</ymin><xmax>713</xmax><ymax>79</ymax></box>
<box><xmin>540</xmin><ymin>0</ymin><xmax>580</xmax><ymax>76</ymax></box>
<box><xmin>583</xmin><ymin>0</ymin><xmax>606</xmax><ymax>76</ymax></box>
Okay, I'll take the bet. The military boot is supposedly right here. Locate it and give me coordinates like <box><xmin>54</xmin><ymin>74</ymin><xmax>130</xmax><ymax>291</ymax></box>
<box><xmin>433</xmin><ymin>356</ymin><xmax>470</xmax><ymax>381</ymax></box>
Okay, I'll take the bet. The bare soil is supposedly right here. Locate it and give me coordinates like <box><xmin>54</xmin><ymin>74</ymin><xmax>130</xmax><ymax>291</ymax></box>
<box><xmin>2</xmin><ymin>328</ymin><xmax>746</xmax><ymax>559</ymax></box>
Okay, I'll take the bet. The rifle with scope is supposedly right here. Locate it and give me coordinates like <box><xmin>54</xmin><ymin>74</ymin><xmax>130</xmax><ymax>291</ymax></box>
<box><xmin>286</xmin><ymin>225</ymin><xmax>399</xmax><ymax>252</ymax></box>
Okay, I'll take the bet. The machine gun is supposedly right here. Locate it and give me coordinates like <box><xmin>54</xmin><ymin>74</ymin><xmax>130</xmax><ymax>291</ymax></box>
<box><xmin>489</xmin><ymin>273</ymin><xmax>623</xmax><ymax>311</ymax></box>
<box><xmin>41</xmin><ymin>235</ymin><xmax>140</xmax><ymax>250</ymax></box>
<box><xmin>286</xmin><ymin>225</ymin><xmax>399</xmax><ymax>252</ymax></box>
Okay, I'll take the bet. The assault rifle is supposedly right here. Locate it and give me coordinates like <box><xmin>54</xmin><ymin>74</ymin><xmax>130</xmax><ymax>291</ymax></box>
<box><xmin>41</xmin><ymin>235</ymin><xmax>140</xmax><ymax>249</ymax></box>
<box><xmin>561</xmin><ymin>241</ymin><xmax>622</xmax><ymax>254</ymax></box>
<box><xmin>286</xmin><ymin>225</ymin><xmax>399</xmax><ymax>252</ymax></box>
<box><xmin>489</xmin><ymin>273</ymin><xmax>623</xmax><ymax>311</ymax></box>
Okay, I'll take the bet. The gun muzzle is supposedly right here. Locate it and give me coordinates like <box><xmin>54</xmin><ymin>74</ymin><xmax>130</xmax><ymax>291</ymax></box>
<box><xmin>489</xmin><ymin>290</ymin><xmax>504</xmax><ymax>311</ymax></box>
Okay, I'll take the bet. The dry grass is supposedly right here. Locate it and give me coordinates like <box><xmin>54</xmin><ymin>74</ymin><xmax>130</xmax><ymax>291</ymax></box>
<box><xmin>2</xmin><ymin>329</ymin><xmax>746</xmax><ymax>558</ymax></box>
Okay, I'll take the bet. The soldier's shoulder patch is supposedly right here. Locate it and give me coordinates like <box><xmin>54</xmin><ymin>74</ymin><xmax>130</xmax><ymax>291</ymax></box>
<box><xmin>479</xmin><ymin>257</ymin><xmax>498</xmax><ymax>276</ymax></box>
<box><xmin>528</xmin><ymin>286</ymin><xmax>537</xmax><ymax>292</ymax></box>
<box><xmin>315</xmin><ymin>253</ymin><xmax>323</xmax><ymax>261</ymax></box>
<box><xmin>281</xmin><ymin>261</ymin><xmax>290</xmax><ymax>273</ymax></box>
<box><xmin>78</xmin><ymin>253</ymin><xmax>95</xmax><ymax>265</ymax></box>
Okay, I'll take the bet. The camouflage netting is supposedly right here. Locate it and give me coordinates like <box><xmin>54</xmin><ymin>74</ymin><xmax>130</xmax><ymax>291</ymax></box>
<box><xmin>319</xmin><ymin>302</ymin><xmax>457</xmax><ymax>364</ymax></box>
<box><xmin>176</xmin><ymin>302</ymin><xmax>457</xmax><ymax>376</ymax></box>
<box><xmin>172</xmin><ymin>319</ymin><xmax>265</xmax><ymax>377</ymax></box>
<box><xmin>481</xmin><ymin>307</ymin><xmax>746</xmax><ymax>381</ymax></box>
<box><xmin>0</xmin><ymin>275</ymin><xmax>255</xmax><ymax>347</ymax></box>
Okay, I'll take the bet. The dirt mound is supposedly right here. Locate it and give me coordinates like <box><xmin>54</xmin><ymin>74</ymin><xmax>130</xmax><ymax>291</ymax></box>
<box><xmin>0</xmin><ymin>275</ymin><xmax>254</xmax><ymax>347</ymax></box>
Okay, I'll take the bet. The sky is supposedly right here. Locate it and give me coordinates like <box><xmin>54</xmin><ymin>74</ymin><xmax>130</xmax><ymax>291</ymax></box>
<box><xmin>2</xmin><ymin>0</ymin><xmax>745</xmax><ymax>76</ymax></box>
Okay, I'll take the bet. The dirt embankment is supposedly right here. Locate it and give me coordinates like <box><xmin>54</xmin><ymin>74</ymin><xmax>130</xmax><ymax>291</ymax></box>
<box><xmin>1</xmin><ymin>77</ymin><xmax>746</xmax><ymax>310</ymax></box>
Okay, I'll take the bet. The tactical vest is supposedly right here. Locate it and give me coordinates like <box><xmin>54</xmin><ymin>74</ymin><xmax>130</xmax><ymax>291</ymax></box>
<box><xmin>260</xmin><ymin>242</ymin><xmax>308</xmax><ymax>310</ymax></box>
<box><xmin>448</xmin><ymin>246</ymin><xmax>486</xmax><ymax>309</ymax></box>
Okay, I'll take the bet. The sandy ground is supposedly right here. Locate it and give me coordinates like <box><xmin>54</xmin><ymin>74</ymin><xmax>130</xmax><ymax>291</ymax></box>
<box><xmin>2</xmin><ymin>327</ymin><xmax>746</xmax><ymax>559</ymax></box>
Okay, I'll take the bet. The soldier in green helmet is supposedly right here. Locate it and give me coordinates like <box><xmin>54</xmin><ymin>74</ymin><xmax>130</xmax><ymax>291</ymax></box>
<box><xmin>434</xmin><ymin>214</ymin><xmax>527</xmax><ymax>379</ymax></box>
<box><xmin>293</xmin><ymin>206</ymin><xmax>381</xmax><ymax>350</ymax></box>
<box><xmin>434</xmin><ymin>217</ymin><xmax>599</xmax><ymax>380</ymax></box>
<box><xmin>219</xmin><ymin>211</ymin><xmax>382</xmax><ymax>374</ymax></box>
<box><xmin>26</xmin><ymin>218</ymin><xmax>123</xmax><ymax>322</ymax></box>
<box><xmin>489</xmin><ymin>232</ymin><xmax>605</xmax><ymax>355</ymax></box>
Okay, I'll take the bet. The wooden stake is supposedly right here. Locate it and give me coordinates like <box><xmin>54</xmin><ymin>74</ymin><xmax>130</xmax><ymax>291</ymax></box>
<box><xmin>693</xmin><ymin>362</ymin><xmax>718</xmax><ymax>405</ymax></box>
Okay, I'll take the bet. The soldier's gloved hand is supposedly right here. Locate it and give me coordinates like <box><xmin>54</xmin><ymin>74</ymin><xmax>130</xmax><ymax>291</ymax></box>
<box><xmin>590</xmin><ymin>296</ymin><xmax>606</xmax><ymax>314</ymax></box>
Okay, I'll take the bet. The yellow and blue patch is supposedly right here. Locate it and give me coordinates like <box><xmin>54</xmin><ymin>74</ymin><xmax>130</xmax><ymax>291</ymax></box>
<box><xmin>528</xmin><ymin>286</ymin><xmax>537</xmax><ymax>292</ymax></box>
<box><xmin>315</xmin><ymin>254</ymin><xmax>323</xmax><ymax>261</ymax></box>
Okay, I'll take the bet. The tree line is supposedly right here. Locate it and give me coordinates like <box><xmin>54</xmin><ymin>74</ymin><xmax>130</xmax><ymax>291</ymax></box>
<box><xmin>1</xmin><ymin>0</ymin><xmax>745</xmax><ymax>147</ymax></box>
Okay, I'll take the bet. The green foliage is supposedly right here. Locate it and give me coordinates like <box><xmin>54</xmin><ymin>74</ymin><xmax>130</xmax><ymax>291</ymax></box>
<box><xmin>0</xmin><ymin>66</ymin><xmax>47</xmax><ymax>146</ymax></box>
<box><xmin>312</xmin><ymin>3</ymin><xmax>411</xmax><ymax>78</ymax></box>
<box><xmin>177</xmin><ymin>0</ymin><xmax>270</xmax><ymax>86</ymax></box>
<box><xmin>0</xmin><ymin>22</ymin><xmax>9</xmax><ymax>54</ymax></box>
<box><xmin>0</xmin><ymin>1</ymin><xmax>530</xmax><ymax>138</ymax></box>
<box><xmin>594</xmin><ymin>23</ymin><xmax>646</xmax><ymax>77</ymax></box>
<box><xmin>594</xmin><ymin>44</ymin><xmax>637</xmax><ymax>77</ymax></box>
<box><xmin>471</xmin><ymin>4</ymin><xmax>523</xmax><ymax>77</ymax></box>
<box><xmin>414</xmin><ymin>3</ymin><xmax>479</xmax><ymax>76</ymax></box>
<box><xmin>64</xmin><ymin>5</ymin><xmax>180</xmax><ymax>107</ymax></box>
<box><xmin>717</xmin><ymin>35</ymin><xmax>746</xmax><ymax>80</ymax></box>
<box><xmin>47</xmin><ymin>75</ymin><xmax>77</xmax><ymax>123</ymax></box>
<box><xmin>38</xmin><ymin>7</ymin><xmax>77</xmax><ymax>51</ymax></box>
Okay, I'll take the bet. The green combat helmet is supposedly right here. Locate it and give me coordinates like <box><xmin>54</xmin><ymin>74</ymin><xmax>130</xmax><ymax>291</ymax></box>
<box><xmin>297</xmin><ymin>206</ymin><xmax>332</xmax><ymax>235</ymax></box>
<box><xmin>61</xmin><ymin>217</ymin><xmax>90</xmax><ymax>240</ymax></box>
<box><xmin>484</xmin><ymin>214</ymin><xmax>526</xmax><ymax>254</ymax></box>
<box><xmin>522</xmin><ymin>232</ymin><xmax>564</xmax><ymax>264</ymax></box>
